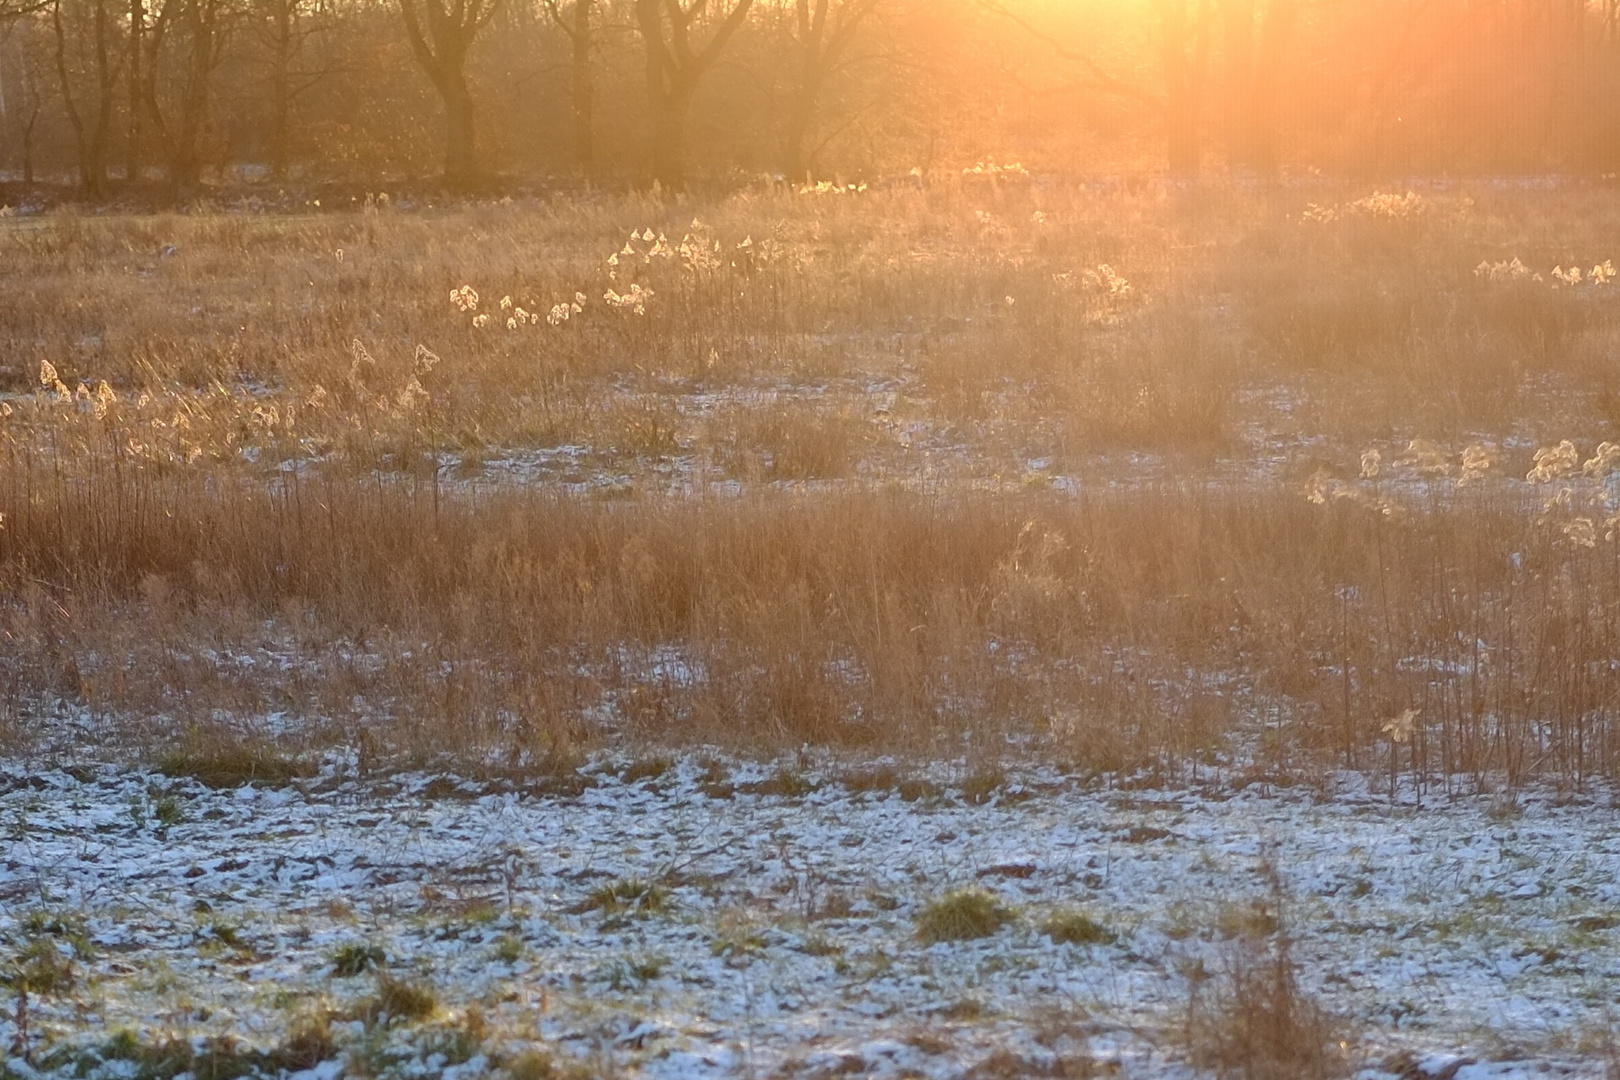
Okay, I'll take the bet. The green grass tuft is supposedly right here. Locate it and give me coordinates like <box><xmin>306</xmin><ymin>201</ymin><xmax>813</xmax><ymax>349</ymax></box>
<box><xmin>916</xmin><ymin>888</ymin><xmax>1016</xmax><ymax>943</ymax></box>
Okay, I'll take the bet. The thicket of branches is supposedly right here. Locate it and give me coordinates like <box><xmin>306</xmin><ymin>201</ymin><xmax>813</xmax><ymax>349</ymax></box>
<box><xmin>1</xmin><ymin>0</ymin><xmax>1619</xmax><ymax>194</ymax></box>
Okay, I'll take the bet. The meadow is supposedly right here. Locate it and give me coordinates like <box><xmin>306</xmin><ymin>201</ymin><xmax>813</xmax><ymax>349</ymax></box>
<box><xmin>5</xmin><ymin>178</ymin><xmax>1620</xmax><ymax>1077</ymax></box>
<box><xmin>5</xmin><ymin>178</ymin><xmax>1620</xmax><ymax>788</ymax></box>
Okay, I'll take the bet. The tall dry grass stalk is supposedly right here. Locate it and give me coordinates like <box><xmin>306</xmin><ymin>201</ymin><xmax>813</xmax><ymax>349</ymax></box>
<box><xmin>5</xmin><ymin>430</ymin><xmax>1620</xmax><ymax>787</ymax></box>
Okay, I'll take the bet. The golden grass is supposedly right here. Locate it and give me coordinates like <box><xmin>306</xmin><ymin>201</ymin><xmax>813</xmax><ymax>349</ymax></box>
<box><xmin>4</xmin><ymin>181</ymin><xmax>1620</xmax><ymax>785</ymax></box>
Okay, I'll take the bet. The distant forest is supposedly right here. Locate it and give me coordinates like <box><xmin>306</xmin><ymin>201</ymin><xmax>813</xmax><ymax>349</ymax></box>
<box><xmin>1</xmin><ymin>0</ymin><xmax>1618</xmax><ymax>194</ymax></box>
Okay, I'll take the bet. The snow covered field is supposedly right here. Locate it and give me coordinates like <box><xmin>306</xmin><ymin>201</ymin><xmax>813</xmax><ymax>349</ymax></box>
<box><xmin>2</xmin><ymin>755</ymin><xmax>1617</xmax><ymax>1079</ymax></box>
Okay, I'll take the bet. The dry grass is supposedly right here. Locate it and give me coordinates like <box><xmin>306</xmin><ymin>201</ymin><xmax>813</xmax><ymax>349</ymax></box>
<box><xmin>4</xmin><ymin>181</ymin><xmax>1620</xmax><ymax>784</ymax></box>
<box><xmin>1180</xmin><ymin>861</ymin><xmax>1345</xmax><ymax>1080</ymax></box>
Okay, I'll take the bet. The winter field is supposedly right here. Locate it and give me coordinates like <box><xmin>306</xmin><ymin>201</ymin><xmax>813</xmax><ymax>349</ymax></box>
<box><xmin>6</xmin><ymin>177</ymin><xmax>1620</xmax><ymax>1076</ymax></box>
<box><xmin>5</xmin><ymin>751</ymin><xmax>1620</xmax><ymax>1079</ymax></box>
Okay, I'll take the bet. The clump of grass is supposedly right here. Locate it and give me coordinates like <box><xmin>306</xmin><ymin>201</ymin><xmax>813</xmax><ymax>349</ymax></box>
<box><xmin>842</xmin><ymin>765</ymin><xmax>940</xmax><ymax>801</ymax></box>
<box><xmin>619</xmin><ymin>755</ymin><xmax>675</xmax><ymax>785</ymax></box>
<box><xmin>353</xmin><ymin>972</ymin><xmax>438</xmax><ymax>1025</ymax></box>
<box><xmin>841</xmin><ymin>764</ymin><xmax>901</xmax><ymax>795</ymax></box>
<box><xmin>158</xmin><ymin>744</ymin><xmax>306</xmax><ymax>789</ymax></box>
<box><xmin>5</xmin><ymin>910</ymin><xmax>94</xmax><ymax>1058</ymax></box>
<box><xmin>506</xmin><ymin>1049</ymin><xmax>562</xmax><ymax>1080</ymax></box>
<box><xmin>1041</xmin><ymin>909</ymin><xmax>1116</xmax><ymax>946</ymax></box>
<box><xmin>603</xmin><ymin>952</ymin><xmax>666</xmax><ymax>990</ymax></box>
<box><xmin>1180</xmin><ymin>863</ymin><xmax>1343</xmax><ymax>1080</ymax></box>
<box><xmin>916</xmin><ymin>888</ymin><xmax>1016</xmax><ymax>943</ymax></box>
<box><xmin>152</xmin><ymin>794</ymin><xmax>186</xmax><ymax>826</ymax></box>
<box><xmin>94</xmin><ymin>1033</ymin><xmax>261</xmax><ymax>1080</ymax></box>
<box><xmin>960</xmin><ymin>765</ymin><xmax>1006</xmax><ymax>805</ymax></box>
<box><xmin>575</xmin><ymin>877</ymin><xmax>669</xmax><ymax>916</ymax></box>
<box><xmin>696</xmin><ymin>758</ymin><xmax>736</xmax><ymax>799</ymax></box>
<box><xmin>92</xmin><ymin>1022</ymin><xmax>340</xmax><ymax>1078</ymax></box>
<box><xmin>330</xmin><ymin>942</ymin><xmax>386</xmax><ymax>977</ymax></box>
<box><xmin>420</xmin><ymin>1010</ymin><xmax>487</xmax><ymax>1067</ymax></box>
<box><xmin>710</xmin><ymin>915</ymin><xmax>769</xmax><ymax>964</ymax></box>
<box><xmin>198</xmin><ymin>918</ymin><xmax>257</xmax><ymax>957</ymax></box>
<box><xmin>898</xmin><ymin>777</ymin><xmax>943</xmax><ymax>801</ymax></box>
<box><xmin>272</xmin><ymin>1012</ymin><xmax>341</xmax><ymax>1072</ymax></box>
<box><xmin>503</xmin><ymin>1046</ymin><xmax>595</xmax><ymax>1080</ymax></box>
<box><xmin>492</xmin><ymin>933</ymin><xmax>525</xmax><ymax>964</ymax></box>
<box><xmin>743</xmin><ymin>766</ymin><xmax>817</xmax><ymax>798</ymax></box>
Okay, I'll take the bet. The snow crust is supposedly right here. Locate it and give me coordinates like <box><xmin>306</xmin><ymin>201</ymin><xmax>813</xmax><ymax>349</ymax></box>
<box><xmin>1</xmin><ymin>758</ymin><xmax>1615</xmax><ymax>1078</ymax></box>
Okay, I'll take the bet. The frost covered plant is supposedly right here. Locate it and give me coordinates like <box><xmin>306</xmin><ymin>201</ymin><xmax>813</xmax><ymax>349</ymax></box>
<box><xmin>1082</xmin><ymin>264</ymin><xmax>1133</xmax><ymax>298</ymax></box>
<box><xmin>798</xmin><ymin>179</ymin><xmax>867</xmax><ymax>195</ymax></box>
<box><xmin>962</xmin><ymin>161</ymin><xmax>1029</xmax><ymax>179</ymax></box>
<box><xmin>1475</xmin><ymin>257</ymin><xmax>1614</xmax><ymax>286</ymax></box>
<box><xmin>1475</xmin><ymin>257</ymin><xmax>1533</xmax><ymax>282</ymax></box>
<box><xmin>1458</xmin><ymin>443</ymin><xmax>1493</xmax><ymax>485</ymax></box>
<box><xmin>1528</xmin><ymin>440</ymin><xmax>1579</xmax><ymax>483</ymax></box>
<box><xmin>1397</xmin><ymin>438</ymin><xmax>1450</xmax><ymax>476</ymax></box>
<box><xmin>1305</xmin><ymin>440</ymin><xmax>1502</xmax><ymax>515</ymax></box>
<box><xmin>677</xmin><ymin>221</ymin><xmax>723</xmax><ymax>275</ymax></box>
<box><xmin>546</xmin><ymin>293</ymin><xmax>586</xmax><ymax>326</ymax></box>
<box><xmin>1527</xmin><ymin>440</ymin><xmax>1620</xmax><ymax>546</ymax></box>
<box><xmin>1349</xmin><ymin>190</ymin><xmax>1426</xmax><ymax>219</ymax></box>
<box><xmin>1382</xmin><ymin>707</ymin><xmax>1417</xmax><ymax>745</ymax></box>
<box><xmin>916</xmin><ymin>888</ymin><xmax>1015</xmax><ymax>943</ymax></box>
<box><xmin>37</xmin><ymin>358</ymin><xmax>71</xmax><ymax>402</ymax></box>
<box><xmin>603</xmin><ymin>283</ymin><xmax>654</xmax><ymax>315</ymax></box>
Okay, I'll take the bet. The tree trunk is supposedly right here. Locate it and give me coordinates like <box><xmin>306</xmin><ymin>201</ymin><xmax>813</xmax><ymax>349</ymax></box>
<box><xmin>21</xmin><ymin>103</ymin><xmax>38</xmax><ymax>184</ymax></box>
<box><xmin>268</xmin><ymin>0</ymin><xmax>290</xmax><ymax>178</ymax></box>
<box><xmin>1158</xmin><ymin>0</ymin><xmax>1205</xmax><ymax>177</ymax></box>
<box><xmin>441</xmin><ymin>69</ymin><xmax>477</xmax><ymax>187</ymax></box>
<box><xmin>1223</xmin><ymin>0</ymin><xmax>1254</xmax><ymax>170</ymax></box>
<box><xmin>139</xmin><ymin>0</ymin><xmax>171</xmax><ymax>160</ymax></box>
<box><xmin>782</xmin><ymin>68</ymin><xmax>820</xmax><ymax>182</ymax></box>
<box><xmin>53</xmin><ymin>0</ymin><xmax>110</xmax><ymax>197</ymax></box>
<box><xmin>170</xmin><ymin>0</ymin><xmax>217</xmax><ymax>190</ymax></box>
<box><xmin>401</xmin><ymin>0</ymin><xmax>496</xmax><ymax>191</ymax></box>
<box><xmin>126</xmin><ymin>0</ymin><xmax>141</xmax><ymax>179</ymax></box>
<box><xmin>635</xmin><ymin>0</ymin><xmax>754</xmax><ymax>191</ymax></box>
<box><xmin>1249</xmin><ymin>0</ymin><xmax>1296</xmax><ymax>178</ymax></box>
<box><xmin>570</xmin><ymin>0</ymin><xmax>592</xmax><ymax>172</ymax></box>
<box><xmin>646</xmin><ymin>79</ymin><xmax>691</xmax><ymax>189</ymax></box>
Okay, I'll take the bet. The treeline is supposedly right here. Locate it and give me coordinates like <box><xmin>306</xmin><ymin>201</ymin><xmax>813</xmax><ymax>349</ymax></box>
<box><xmin>2</xmin><ymin>0</ymin><xmax>1620</xmax><ymax>195</ymax></box>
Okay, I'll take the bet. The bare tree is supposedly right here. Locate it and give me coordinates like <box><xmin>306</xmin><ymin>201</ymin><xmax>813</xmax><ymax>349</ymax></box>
<box><xmin>634</xmin><ymin>0</ymin><xmax>754</xmax><ymax>189</ymax></box>
<box><xmin>126</xmin><ymin>0</ymin><xmax>140</xmax><ymax>178</ymax></box>
<box><xmin>1221</xmin><ymin>0</ymin><xmax>1297</xmax><ymax>176</ymax></box>
<box><xmin>52</xmin><ymin>0</ymin><xmax>122</xmax><ymax>195</ymax></box>
<box><xmin>130</xmin><ymin>0</ymin><xmax>174</xmax><ymax>179</ymax></box>
<box><xmin>169</xmin><ymin>0</ymin><xmax>230</xmax><ymax>188</ymax></box>
<box><xmin>984</xmin><ymin>0</ymin><xmax>1211</xmax><ymax>176</ymax></box>
<box><xmin>541</xmin><ymin>0</ymin><xmax>593</xmax><ymax>173</ymax></box>
<box><xmin>0</xmin><ymin>17</ymin><xmax>48</xmax><ymax>181</ymax></box>
<box><xmin>781</xmin><ymin>0</ymin><xmax>879</xmax><ymax>182</ymax></box>
<box><xmin>1155</xmin><ymin>0</ymin><xmax>1212</xmax><ymax>176</ymax></box>
<box><xmin>402</xmin><ymin>0</ymin><xmax>499</xmax><ymax>188</ymax></box>
<box><xmin>257</xmin><ymin>0</ymin><xmax>334</xmax><ymax>178</ymax></box>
